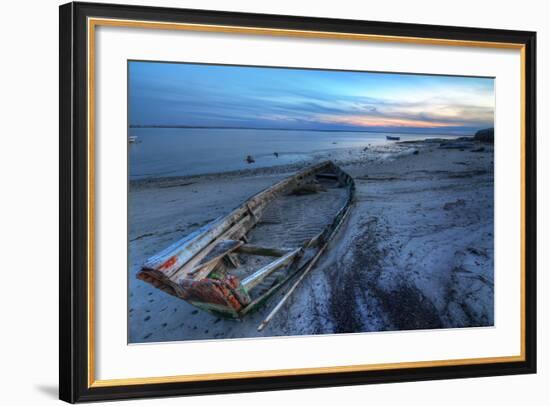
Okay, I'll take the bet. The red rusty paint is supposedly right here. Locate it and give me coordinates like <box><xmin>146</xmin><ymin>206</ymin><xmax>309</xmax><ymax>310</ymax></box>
<box><xmin>223</xmin><ymin>275</ymin><xmax>240</xmax><ymax>288</ymax></box>
<box><xmin>213</xmin><ymin>282</ymin><xmax>242</xmax><ymax>311</ymax></box>
<box><xmin>145</xmin><ymin>258</ymin><xmax>251</xmax><ymax>314</ymax></box>
<box><xmin>221</xmin><ymin>274</ymin><xmax>251</xmax><ymax>306</ymax></box>
<box><xmin>179</xmin><ymin>280</ymin><xmax>228</xmax><ymax>306</ymax></box>
<box><xmin>158</xmin><ymin>255</ymin><xmax>178</xmax><ymax>271</ymax></box>
<box><xmin>176</xmin><ymin>277</ymin><xmax>244</xmax><ymax>312</ymax></box>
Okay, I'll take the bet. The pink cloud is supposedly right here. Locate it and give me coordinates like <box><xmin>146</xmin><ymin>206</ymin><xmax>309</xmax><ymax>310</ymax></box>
<box><xmin>319</xmin><ymin>114</ymin><xmax>464</xmax><ymax>129</ymax></box>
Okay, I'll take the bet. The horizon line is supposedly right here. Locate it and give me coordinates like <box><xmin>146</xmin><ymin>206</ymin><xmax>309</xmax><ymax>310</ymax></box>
<box><xmin>129</xmin><ymin>124</ymin><xmax>491</xmax><ymax>137</ymax></box>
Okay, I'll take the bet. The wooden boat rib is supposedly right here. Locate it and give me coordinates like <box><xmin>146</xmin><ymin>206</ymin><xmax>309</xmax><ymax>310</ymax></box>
<box><xmin>137</xmin><ymin>160</ymin><xmax>356</xmax><ymax>319</ymax></box>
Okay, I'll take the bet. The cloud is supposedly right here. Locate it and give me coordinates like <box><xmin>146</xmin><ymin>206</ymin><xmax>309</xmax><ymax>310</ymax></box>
<box><xmin>129</xmin><ymin>62</ymin><xmax>494</xmax><ymax>134</ymax></box>
<box><xmin>249</xmin><ymin>93</ymin><xmax>493</xmax><ymax>131</ymax></box>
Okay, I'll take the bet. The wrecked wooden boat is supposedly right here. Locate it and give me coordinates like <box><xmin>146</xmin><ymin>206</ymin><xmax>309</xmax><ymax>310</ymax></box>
<box><xmin>386</xmin><ymin>135</ymin><xmax>400</xmax><ymax>141</ymax></box>
<box><xmin>137</xmin><ymin>161</ymin><xmax>355</xmax><ymax>323</ymax></box>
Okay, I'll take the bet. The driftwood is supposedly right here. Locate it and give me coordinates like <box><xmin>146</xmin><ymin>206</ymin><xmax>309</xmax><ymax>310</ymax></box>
<box><xmin>237</xmin><ymin>244</ymin><xmax>290</xmax><ymax>257</ymax></box>
<box><xmin>137</xmin><ymin>160</ymin><xmax>356</xmax><ymax>319</ymax></box>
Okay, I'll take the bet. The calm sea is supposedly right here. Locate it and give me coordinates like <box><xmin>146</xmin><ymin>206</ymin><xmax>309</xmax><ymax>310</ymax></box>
<box><xmin>128</xmin><ymin>128</ymin><xmax>455</xmax><ymax>179</ymax></box>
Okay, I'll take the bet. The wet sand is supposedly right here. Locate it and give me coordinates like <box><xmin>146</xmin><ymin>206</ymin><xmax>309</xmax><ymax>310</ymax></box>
<box><xmin>128</xmin><ymin>138</ymin><xmax>494</xmax><ymax>343</ymax></box>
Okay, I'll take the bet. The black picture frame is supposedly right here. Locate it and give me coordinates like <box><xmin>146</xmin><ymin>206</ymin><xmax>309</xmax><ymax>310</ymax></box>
<box><xmin>59</xmin><ymin>1</ymin><xmax>537</xmax><ymax>403</ymax></box>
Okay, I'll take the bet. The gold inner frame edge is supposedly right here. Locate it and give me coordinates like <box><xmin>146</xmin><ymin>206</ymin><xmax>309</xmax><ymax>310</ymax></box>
<box><xmin>86</xmin><ymin>17</ymin><xmax>527</xmax><ymax>388</ymax></box>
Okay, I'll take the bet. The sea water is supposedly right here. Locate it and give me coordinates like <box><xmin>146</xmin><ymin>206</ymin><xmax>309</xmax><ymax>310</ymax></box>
<box><xmin>128</xmin><ymin>128</ymin><xmax>454</xmax><ymax>179</ymax></box>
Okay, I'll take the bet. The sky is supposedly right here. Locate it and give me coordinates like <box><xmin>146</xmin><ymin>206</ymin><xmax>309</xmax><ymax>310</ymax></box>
<box><xmin>129</xmin><ymin>61</ymin><xmax>494</xmax><ymax>135</ymax></box>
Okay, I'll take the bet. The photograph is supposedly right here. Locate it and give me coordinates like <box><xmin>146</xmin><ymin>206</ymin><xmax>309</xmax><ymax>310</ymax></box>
<box><xmin>56</xmin><ymin>1</ymin><xmax>537</xmax><ymax>402</ymax></box>
<box><xmin>128</xmin><ymin>61</ymin><xmax>495</xmax><ymax>344</ymax></box>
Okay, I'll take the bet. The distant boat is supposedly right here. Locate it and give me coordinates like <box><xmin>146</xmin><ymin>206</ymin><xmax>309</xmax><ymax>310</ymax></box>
<box><xmin>129</xmin><ymin>135</ymin><xmax>138</xmax><ymax>143</ymax></box>
<box><xmin>386</xmin><ymin>135</ymin><xmax>400</xmax><ymax>141</ymax></box>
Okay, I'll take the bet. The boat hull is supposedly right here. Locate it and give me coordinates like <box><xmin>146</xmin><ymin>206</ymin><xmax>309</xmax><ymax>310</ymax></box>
<box><xmin>137</xmin><ymin>161</ymin><xmax>355</xmax><ymax>318</ymax></box>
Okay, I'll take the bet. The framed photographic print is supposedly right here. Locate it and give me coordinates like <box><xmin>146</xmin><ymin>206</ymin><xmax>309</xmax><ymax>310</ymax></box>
<box><xmin>59</xmin><ymin>1</ymin><xmax>537</xmax><ymax>403</ymax></box>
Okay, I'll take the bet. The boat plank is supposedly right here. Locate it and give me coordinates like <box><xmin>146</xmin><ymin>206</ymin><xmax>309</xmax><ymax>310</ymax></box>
<box><xmin>197</xmin><ymin>240</ymin><xmax>243</xmax><ymax>266</ymax></box>
<box><xmin>237</xmin><ymin>244</ymin><xmax>291</xmax><ymax>257</ymax></box>
<box><xmin>241</xmin><ymin>248</ymin><xmax>303</xmax><ymax>291</ymax></box>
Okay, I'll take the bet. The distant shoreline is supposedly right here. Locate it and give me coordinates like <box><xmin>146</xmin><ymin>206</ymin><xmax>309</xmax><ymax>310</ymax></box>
<box><xmin>129</xmin><ymin>124</ymin><xmax>474</xmax><ymax>137</ymax></box>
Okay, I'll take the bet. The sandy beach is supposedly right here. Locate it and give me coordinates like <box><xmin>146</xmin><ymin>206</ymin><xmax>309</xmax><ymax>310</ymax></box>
<box><xmin>128</xmin><ymin>138</ymin><xmax>494</xmax><ymax>343</ymax></box>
